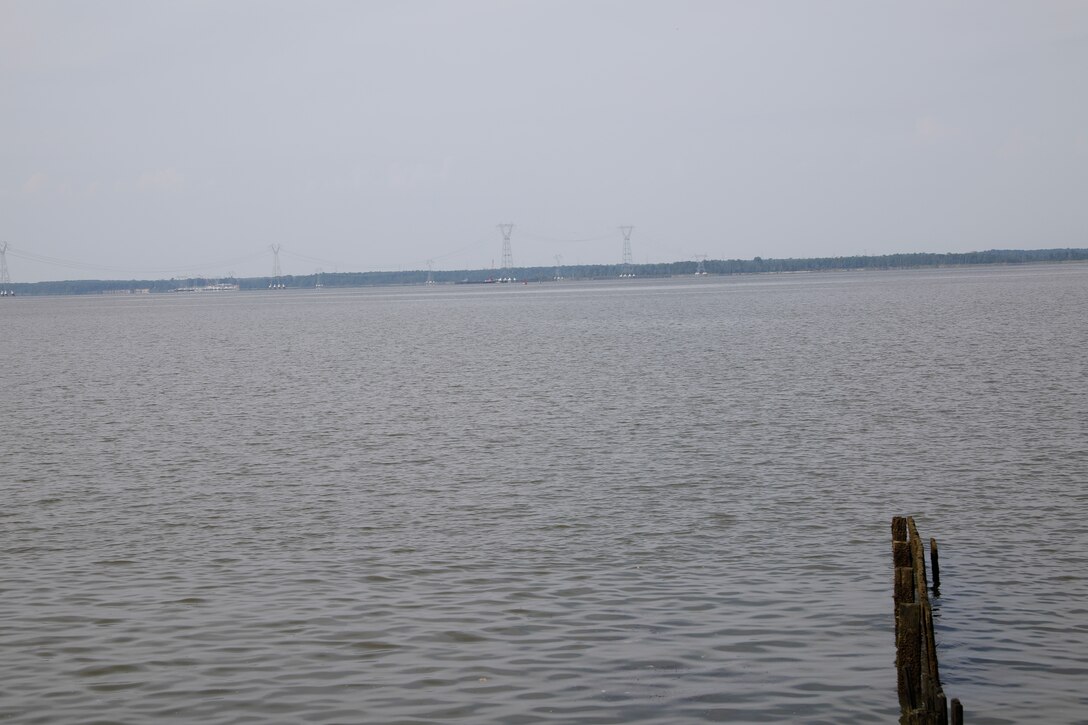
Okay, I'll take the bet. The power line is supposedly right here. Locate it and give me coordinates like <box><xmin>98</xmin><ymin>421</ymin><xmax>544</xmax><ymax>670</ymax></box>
<box><xmin>429</xmin><ymin>238</ymin><xmax>491</xmax><ymax>262</ymax></box>
<box><xmin>519</xmin><ymin>230</ymin><xmax>614</xmax><ymax>244</ymax></box>
<box><xmin>279</xmin><ymin>249</ymin><xmax>353</xmax><ymax>270</ymax></box>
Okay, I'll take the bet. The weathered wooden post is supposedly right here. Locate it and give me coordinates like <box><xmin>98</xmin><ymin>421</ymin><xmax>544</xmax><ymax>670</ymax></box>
<box><xmin>906</xmin><ymin>519</ymin><xmax>941</xmax><ymax>693</ymax></box>
<box><xmin>950</xmin><ymin>698</ymin><xmax>963</xmax><ymax>725</ymax></box>
<box><xmin>892</xmin><ymin>516</ymin><xmax>908</xmax><ymax>544</ymax></box>
<box><xmin>930</xmin><ymin>537</ymin><xmax>940</xmax><ymax>594</ymax></box>
<box><xmin>897</xmin><ymin>601</ymin><xmax>922</xmax><ymax>713</ymax></box>
<box><xmin>892</xmin><ymin>516</ymin><xmax>912</xmax><ymax>641</ymax></box>
<box><xmin>907</xmin><ymin>518</ymin><xmax>928</xmax><ymax>599</ymax></box>
<box><xmin>892</xmin><ymin>517</ymin><xmax>959</xmax><ymax>724</ymax></box>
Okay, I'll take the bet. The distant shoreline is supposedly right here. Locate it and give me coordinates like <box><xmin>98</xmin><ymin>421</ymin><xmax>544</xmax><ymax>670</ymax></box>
<box><xmin>4</xmin><ymin>248</ymin><xmax>1086</xmax><ymax>296</ymax></box>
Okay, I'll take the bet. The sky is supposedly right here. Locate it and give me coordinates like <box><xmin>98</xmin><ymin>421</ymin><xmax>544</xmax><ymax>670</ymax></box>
<box><xmin>2</xmin><ymin>1</ymin><xmax>1087</xmax><ymax>282</ymax></box>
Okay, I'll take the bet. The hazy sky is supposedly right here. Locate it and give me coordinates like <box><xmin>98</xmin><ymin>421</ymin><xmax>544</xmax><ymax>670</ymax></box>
<box><xmin>2</xmin><ymin>1</ymin><xmax>1086</xmax><ymax>282</ymax></box>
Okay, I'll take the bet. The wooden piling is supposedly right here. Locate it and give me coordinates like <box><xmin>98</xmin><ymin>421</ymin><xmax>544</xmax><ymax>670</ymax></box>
<box><xmin>892</xmin><ymin>517</ymin><xmax>960</xmax><ymax>724</ymax></box>
<box><xmin>907</xmin><ymin>518</ymin><xmax>928</xmax><ymax>604</ymax></box>
<box><xmin>892</xmin><ymin>516</ymin><xmax>911</xmax><ymax>640</ymax></box>
<box><xmin>921</xmin><ymin>591</ymin><xmax>940</xmax><ymax>693</ymax></box>
<box><xmin>897</xmin><ymin>602</ymin><xmax>922</xmax><ymax>711</ymax></box>
<box><xmin>950</xmin><ymin>698</ymin><xmax>963</xmax><ymax>725</ymax></box>
<box><xmin>894</xmin><ymin>567</ymin><xmax>914</xmax><ymax>612</ymax></box>
<box><xmin>930</xmin><ymin>537</ymin><xmax>940</xmax><ymax>593</ymax></box>
<box><xmin>892</xmin><ymin>516</ymin><xmax>908</xmax><ymax>543</ymax></box>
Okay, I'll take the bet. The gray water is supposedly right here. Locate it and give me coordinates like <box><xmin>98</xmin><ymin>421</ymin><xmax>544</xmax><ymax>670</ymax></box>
<box><xmin>2</xmin><ymin>264</ymin><xmax>1086</xmax><ymax>724</ymax></box>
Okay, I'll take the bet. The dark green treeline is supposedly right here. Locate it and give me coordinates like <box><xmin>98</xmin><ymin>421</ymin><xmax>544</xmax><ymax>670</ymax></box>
<box><xmin>6</xmin><ymin>247</ymin><xmax>1087</xmax><ymax>296</ymax></box>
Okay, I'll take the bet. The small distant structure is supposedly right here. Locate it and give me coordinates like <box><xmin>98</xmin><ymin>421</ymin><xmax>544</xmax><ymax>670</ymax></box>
<box><xmin>425</xmin><ymin>260</ymin><xmax>435</xmax><ymax>285</ymax></box>
<box><xmin>619</xmin><ymin>226</ymin><xmax>635</xmax><ymax>277</ymax></box>
<box><xmin>0</xmin><ymin>242</ymin><xmax>13</xmax><ymax>295</ymax></box>
<box><xmin>694</xmin><ymin>254</ymin><xmax>708</xmax><ymax>275</ymax></box>
<box><xmin>497</xmin><ymin>223</ymin><xmax>516</xmax><ymax>282</ymax></box>
<box><xmin>172</xmin><ymin>277</ymin><xmax>238</xmax><ymax>292</ymax></box>
<box><xmin>553</xmin><ymin>254</ymin><xmax>564</xmax><ymax>281</ymax></box>
<box><xmin>203</xmin><ymin>281</ymin><xmax>239</xmax><ymax>291</ymax></box>
<box><xmin>269</xmin><ymin>244</ymin><xmax>285</xmax><ymax>288</ymax></box>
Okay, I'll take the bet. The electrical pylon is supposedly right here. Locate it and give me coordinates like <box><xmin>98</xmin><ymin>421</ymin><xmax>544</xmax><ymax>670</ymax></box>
<box><xmin>426</xmin><ymin>259</ymin><xmax>435</xmax><ymax>285</ymax></box>
<box><xmin>553</xmin><ymin>253</ymin><xmax>563</xmax><ymax>280</ymax></box>
<box><xmin>694</xmin><ymin>254</ymin><xmax>708</xmax><ymax>275</ymax></box>
<box><xmin>619</xmin><ymin>226</ymin><xmax>634</xmax><ymax>277</ymax></box>
<box><xmin>497</xmin><ymin>223</ymin><xmax>514</xmax><ymax>271</ymax></box>
<box><xmin>270</xmin><ymin>244</ymin><xmax>283</xmax><ymax>288</ymax></box>
<box><xmin>0</xmin><ymin>242</ymin><xmax>11</xmax><ymax>294</ymax></box>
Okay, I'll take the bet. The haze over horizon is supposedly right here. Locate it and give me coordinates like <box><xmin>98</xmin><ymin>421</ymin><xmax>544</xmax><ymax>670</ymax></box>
<box><xmin>3</xmin><ymin>1</ymin><xmax>1087</xmax><ymax>283</ymax></box>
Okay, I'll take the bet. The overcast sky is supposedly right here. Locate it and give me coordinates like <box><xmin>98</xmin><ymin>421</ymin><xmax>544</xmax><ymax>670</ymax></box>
<box><xmin>2</xmin><ymin>1</ymin><xmax>1086</xmax><ymax>282</ymax></box>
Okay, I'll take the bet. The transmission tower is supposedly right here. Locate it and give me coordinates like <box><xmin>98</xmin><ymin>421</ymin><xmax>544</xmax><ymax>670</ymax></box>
<box><xmin>270</xmin><ymin>244</ymin><xmax>283</xmax><ymax>288</ymax></box>
<box><xmin>425</xmin><ymin>259</ymin><xmax>435</xmax><ymax>285</ymax></box>
<box><xmin>619</xmin><ymin>225</ymin><xmax>634</xmax><ymax>277</ymax></box>
<box><xmin>553</xmin><ymin>253</ymin><xmax>563</xmax><ymax>281</ymax></box>
<box><xmin>694</xmin><ymin>254</ymin><xmax>708</xmax><ymax>276</ymax></box>
<box><xmin>497</xmin><ymin>223</ymin><xmax>514</xmax><ymax>276</ymax></box>
<box><xmin>0</xmin><ymin>242</ymin><xmax>11</xmax><ymax>294</ymax></box>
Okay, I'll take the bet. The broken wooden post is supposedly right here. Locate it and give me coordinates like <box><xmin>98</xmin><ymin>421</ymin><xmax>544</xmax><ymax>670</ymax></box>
<box><xmin>892</xmin><ymin>516</ymin><xmax>912</xmax><ymax>640</ymax></box>
<box><xmin>907</xmin><ymin>518</ymin><xmax>928</xmax><ymax>602</ymax></box>
<box><xmin>935</xmin><ymin>691</ymin><xmax>948</xmax><ymax>725</ymax></box>
<box><xmin>892</xmin><ymin>516</ymin><xmax>908</xmax><ymax>543</ymax></box>
<box><xmin>897</xmin><ymin>602</ymin><xmax>922</xmax><ymax>712</ymax></box>
<box><xmin>892</xmin><ymin>517</ymin><xmax>961</xmax><ymax>724</ymax></box>
<box><xmin>930</xmin><ymin>537</ymin><xmax>940</xmax><ymax>594</ymax></box>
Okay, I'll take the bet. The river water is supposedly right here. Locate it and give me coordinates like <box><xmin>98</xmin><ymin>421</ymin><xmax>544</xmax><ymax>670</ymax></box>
<box><xmin>2</xmin><ymin>264</ymin><xmax>1086</xmax><ymax>724</ymax></box>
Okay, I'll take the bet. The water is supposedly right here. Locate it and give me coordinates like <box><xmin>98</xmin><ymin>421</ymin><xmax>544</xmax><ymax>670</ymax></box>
<box><xmin>2</xmin><ymin>264</ymin><xmax>1086</xmax><ymax>724</ymax></box>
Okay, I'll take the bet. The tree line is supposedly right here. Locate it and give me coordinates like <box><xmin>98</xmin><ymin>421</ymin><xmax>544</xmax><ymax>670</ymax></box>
<box><xmin>7</xmin><ymin>247</ymin><xmax>1087</xmax><ymax>296</ymax></box>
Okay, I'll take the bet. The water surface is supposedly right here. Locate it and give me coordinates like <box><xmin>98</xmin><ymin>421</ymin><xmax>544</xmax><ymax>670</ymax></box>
<box><xmin>2</xmin><ymin>264</ymin><xmax>1086</xmax><ymax>723</ymax></box>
